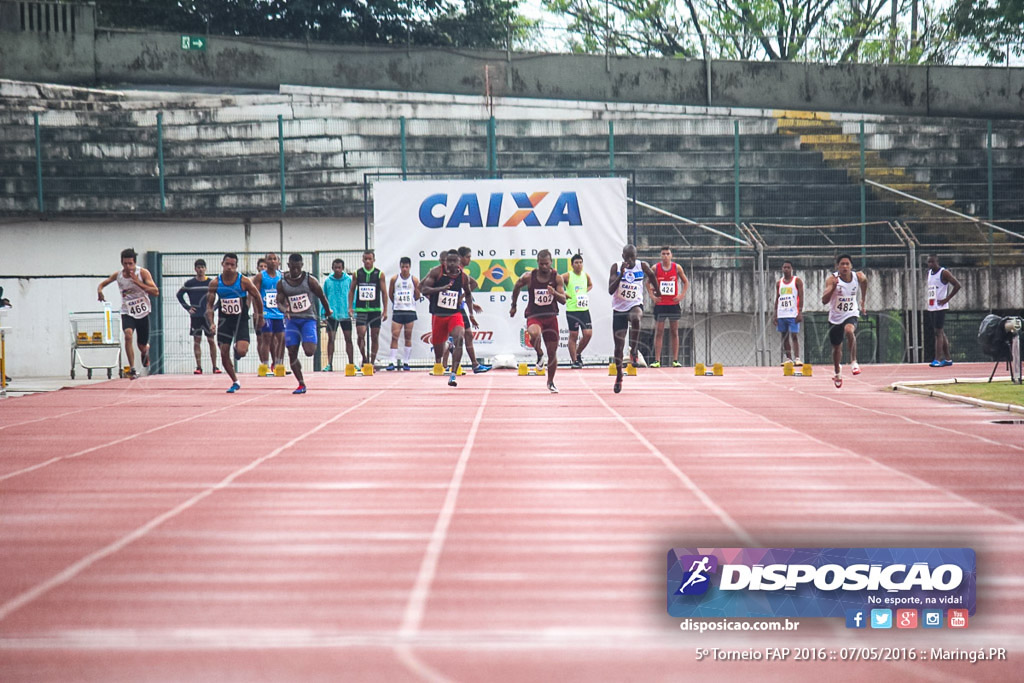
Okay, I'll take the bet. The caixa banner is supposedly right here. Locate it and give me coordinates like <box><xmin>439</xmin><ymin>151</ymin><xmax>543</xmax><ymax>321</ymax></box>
<box><xmin>373</xmin><ymin>178</ymin><xmax>627</xmax><ymax>362</ymax></box>
<box><xmin>667</xmin><ymin>548</ymin><xmax>976</xmax><ymax>618</ymax></box>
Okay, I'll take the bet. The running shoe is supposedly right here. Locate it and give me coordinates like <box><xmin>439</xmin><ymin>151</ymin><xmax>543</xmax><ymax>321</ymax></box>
<box><xmin>671</xmin><ymin>361</ymin><xmax>682</xmax><ymax>368</ymax></box>
<box><xmin>129</xmin><ymin>369</ymin><xmax>139</xmax><ymax>380</ymax></box>
<box><xmin>448</xmin><ymin>375</ymin><xmax>458</xmax><ymax>388</ymax></box>
<box><xmin>793</xmin><ymin>358</ymin><xmax>802</xmax><ymax>366</ymax></box>
<box><xmin>630</xmin><ymin>351</ymin><xmax>639</xmax><ymax>365</ymax></box>
<box><xmin>929</xmin><ymin>359</ymin><xmax>942</xmax><ymax>367</ymax></box>
<box><xmin>293</xmin><ymin>385</ymin><xmax>307</xmax><ymax>395</ymax></box>
<box><xmin>547</xmin><ymin>381</ymin><xmax>559</xmax><ymax>394</ymax></box>
<box><xmin>535</xmin><ymin>363</ymin><xmax>544</xmax><ymax>375</ymax></box>
<box><xmin>650</xmin><ymin>361</ymin><xmax>661</xmax><ymax>368</ymax></box>
<box><xmin>833</xmin><ymin>373</ymin><xmax>843</xmax><ymax>389</ymax></box>
<box><xmin>780</xmin><ymin>357</ymin><xmax>792</xmax><ymax>367</ymax></box>
<box><xmin>402</xmin><ymin>362</ymin><xmax>412</xmax><ymax>371</ymax></box>
<box><xmin>572</xmin><ymin>359</ymin><xmax>583</xmax><ymax>369</ymax></box>
<box><xmin>851</xmin><ymin>362</ymin><xmax>861</xmax><ymax>375</ymax></box>
<box><xmin>212</xmin><ymin>367</ymin><xmax>222</xmax><ymax>374</ymax></box>
<box><xmin>227</xmin><ymin>382</ymin><xmax>241</xmax><ymax>393</ymax></box>
<box><xmin>613</xmin><ymin>376</ymin><xmax>623</xmax><ymax>394</ymax></box>
<box><xmin>473</xmin><ymin>364</ymin><xmax>492</xmax><ymax>374</ymax></box>
<box><xmin>386</xmin><ymin>363</ymin><xmax>396</xmax><ymax>371</ymax></box>
<box><xmin>323</xmin><ymin>364</ymin><xmax>332</xmax><ymax>372</ymax></box>
<box><xmin>194</xmin><ymin>367</ymin><xmax>203</xmax><ymax>375</ymax></box>
<box><xmin>942</xmin><ymin>359</ymin><xmax>953</xmax><ymax>367</ymax></box>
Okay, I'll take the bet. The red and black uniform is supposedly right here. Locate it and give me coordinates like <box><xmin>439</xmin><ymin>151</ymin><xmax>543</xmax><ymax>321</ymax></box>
<box><xmin>524</xmin><ymin>268</ymin><xmax>560</xmax><ymax>342</ymax></box>
<box><xmin>653</xmin><ymin>261</ymin><xmax>682</xmax><ymax>320</ymax></box>
<box><xmin>430</xmin><ymin>271</ymin><xmax>467</xmax><ymax>343</ymax></box>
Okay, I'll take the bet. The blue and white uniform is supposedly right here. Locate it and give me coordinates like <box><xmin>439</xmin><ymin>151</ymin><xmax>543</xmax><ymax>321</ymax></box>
<box><xmin>260</xmin><ymin>270</ymin><xmax>284</xmax><ymax>333</ymax></box>
<box><xmin>216</xmin><ymin>274</ymin><xmax>249</xmax><ymax>345</ymax></box>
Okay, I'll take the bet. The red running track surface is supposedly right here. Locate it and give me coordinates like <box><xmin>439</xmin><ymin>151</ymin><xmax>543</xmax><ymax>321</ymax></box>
<box><xmin>0</xmin><ymin>363</ymin><xmax>1021</xmax><ymax>681</ymax></box>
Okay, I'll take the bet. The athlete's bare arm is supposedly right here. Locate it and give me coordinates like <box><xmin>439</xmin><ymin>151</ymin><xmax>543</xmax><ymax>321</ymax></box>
<box><xmin>136</xmin><ymin>268</ymin><xmax>160</xmax><ymax>297</ymax></box>
<box><xmin>586</xmin><ymin>273</ymin><xmax>593</xmax><ymax>291</ymax></box>
<box><xmin>462</xmin><ymin>274</ymin><xmax>478</xmax><ymax>327</ymax></box>
<box><xmin>641</xmin><ymin>262</ymin><xmax>660</xmax><ymax>300</ymax></box>
<box><xmin>388</xmin><ymin>274</ymin><xmax>397</xmax><ymax>304</ymax></box>
<box><xmin>96</xmin><ymin>272</ymin><xmax>118</xmax><ymax>301</ymax></box>
<box><xmin>275</xmin><ymin>280</ymin><xmax>291</xmax><ymax>319</ymax></box>
<box><xmin>509</xmin><ymin>271</ymin><xmax>532</xmax><ymax>317</ymax></box>
<box><xmin>205</xmin><ymin>278</ymin><xmax>218</xmax><ymax>329</ymax></box>
<box><xmin>674</xmin><ymin>264</ymin><xmax>689</xmax><ymax>303</ymax></box>
<box><xmin>821</xmin><ymin>274</ymin><xmax>838</xmax><ymax>305</ymax></box>
<box><xmin>608</xmin><ymin>263</ymin><xmax>623</xmax><ymax>295</ymax></box>
<box><xmin>419</xmin><ymin>269</ymin><xmax>444</xmax><ymax>295</ymax></box>
<box><xmin>772</xmin><ymin>280</ymin><xmax>781</xmax><ymax>324</ymax></box>
<box><xmin>940</xmin><ymin>270</ymin><xmax>962</xmax><ymax>305</ymax></box>
<box><xmin>796</xmin><ymin>277</ymin><xmax>805</xmax><ymax>321</ymax></box>
<box><xmin>378</xmin><ymin>270</ymin><xmax>388</xmax><ymax>322</ymax></box>
<box><xmin>309</xmin><ymin>275</ymin><xmax>332</xmax><ymax>320</ymax></box>
<box><xmin>550</xmin><ymin>273</ymin><xmax>567</xmax><ymax>305</ymax></box>
<box><xmin>857</xmin><ymin>272</ymin><xmax>868</xmax><ymax>315</ymax></box>
<box><xmin>242</xmin><ymin>276</ymin><xmax>264</xmax><ymax>328</ymax></box>
<box><xmin>412</xmin><ymin>276</ymin><xmax>421</xmax><ymax>300</ymax></box>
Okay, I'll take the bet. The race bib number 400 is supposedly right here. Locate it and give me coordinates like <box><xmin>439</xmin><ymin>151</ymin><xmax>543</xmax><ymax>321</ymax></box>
<box><xmin>221</xmin><ymin>298</ymin><xmax>242</xmax><ymax>316</ymax></box>
<box><xmin>438</xmin><ymin>290</ymin><xmax>459</xmax><ymax>310</ymax></box>
<box><xmin>619</xmin><ymin>281</ymin><xmax>641</xmax><ymax>301</ymax></box>
<box><xmin>289</xmin><ymin>293</ymin><xmax>311</xmax><ymax>312</ymax></box>
<box><xmin>125</xmin><ymin>296</ymin><xmax>150</xmax><ymax>318</ymax></box>
<box><xmin>358</xmin><ymin>284</ymin><xmax>376</xmax><ymax>302</ymax></box>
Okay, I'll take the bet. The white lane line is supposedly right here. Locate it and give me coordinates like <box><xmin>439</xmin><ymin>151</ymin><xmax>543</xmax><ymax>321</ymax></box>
<box><xmin>0</xmin><ymin>391</ymin><xmax>272</xmax><ymax>482</ymax></box>
<box><xmin>577</xmin><ymin>372</ymin><xmax>758</xmax><ymax>547</ymax></box>
<box><xmin>0</xmin><ymin>390</ymin><xmax>388</xmax><ymax>622</ymax></box>
<box><xmin>677</xmin><ymin>373</ymin><xmax>1024</xmax><ymax>527</ymax></box>
<box><xmin>399</xmin><ymin>381</ymin><xmax>492</xmax><ymax>637</ymax></box>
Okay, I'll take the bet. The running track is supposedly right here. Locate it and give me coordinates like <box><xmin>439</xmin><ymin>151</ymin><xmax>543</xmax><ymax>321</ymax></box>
<box><xmin>0</xmin><ymin>364</ymin><xmax>1021</xmax><ymax>681</ymax></box>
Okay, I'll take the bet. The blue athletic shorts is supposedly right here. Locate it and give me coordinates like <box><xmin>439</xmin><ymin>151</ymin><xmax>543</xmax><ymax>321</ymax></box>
<box><xmin>285</xmin><ymin>318</ymin><xmax>318</xmax><ymax>346</ymax></box>
<box><xmin>777</xmin><ymin>318</ymin><xmax>800</xmax><ymax>334</ymax></box>
<box><xmin>261</xmin><ymin>318</ymin><xmax>285</xmax><ymax>334</ymax></box>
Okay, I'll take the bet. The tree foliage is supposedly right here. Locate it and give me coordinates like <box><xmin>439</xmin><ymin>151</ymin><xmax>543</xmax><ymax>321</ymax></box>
<box><xmin>543</xmin><ymin>0</ymin><xmax>979</xmax><ymax>63</ymax></box>
<box><xmin>949</xmin><ymin>0</ymin><xmax>1024</xmax><ymax>62</ymax></box>
<box><xmin>88</xmin><ymin>0</ymin><xmax>525</xmax><ymax>48</ymax></box>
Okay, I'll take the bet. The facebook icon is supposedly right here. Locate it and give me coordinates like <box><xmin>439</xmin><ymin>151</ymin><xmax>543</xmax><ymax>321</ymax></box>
<box><xmin>845</xmin><ymin>609</ymin><xmax>867</xmax><ymax>629</ymax></box>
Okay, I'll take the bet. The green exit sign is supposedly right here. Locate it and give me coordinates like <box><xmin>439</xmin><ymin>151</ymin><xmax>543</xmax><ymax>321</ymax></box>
<box><xmin>180</xmin><ymin>35</ymin><xmax>207</xmax><ymax>51</ymax></box>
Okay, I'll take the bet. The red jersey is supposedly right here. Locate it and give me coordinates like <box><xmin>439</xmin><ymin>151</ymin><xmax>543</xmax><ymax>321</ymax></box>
<box><xmin>655</xmin><ymin>262</ymin><xmax>681</xmax><ymax>305</ymax></box>
<box><xmin>524</xmin><ymin>268</ymin><xmax>559</xmax><ymax>318</ymax></box>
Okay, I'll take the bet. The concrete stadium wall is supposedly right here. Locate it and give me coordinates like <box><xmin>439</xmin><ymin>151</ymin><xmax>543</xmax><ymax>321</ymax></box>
<box><xmin>0</xmin><ymin>216</ymin><xmax>364</xmax><ymax>376</ymax></box>
<box><xmin>1</xmin><ymin>14</ymin><xmax>1022</xmax><ymax>119</ymax></box>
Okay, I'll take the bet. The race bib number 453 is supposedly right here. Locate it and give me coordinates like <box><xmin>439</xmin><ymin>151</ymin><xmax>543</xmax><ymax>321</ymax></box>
<box><xmin>619</xmin><ymin>281</ymin><xmax>641</xmax><ymax>301</ymax></box>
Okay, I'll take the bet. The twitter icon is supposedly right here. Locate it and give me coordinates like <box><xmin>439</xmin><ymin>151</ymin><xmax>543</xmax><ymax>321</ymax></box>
<box><xmin>870</xmin><ymin>609</ymin><xmax>893</xmax><ymax>629</ymax></box>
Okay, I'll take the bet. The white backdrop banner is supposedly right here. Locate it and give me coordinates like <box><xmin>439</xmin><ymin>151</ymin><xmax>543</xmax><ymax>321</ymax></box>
<box><xmin>372</xmin><ymin>177</ymin><xmax>628</xmax><ymax>363</ymax></box>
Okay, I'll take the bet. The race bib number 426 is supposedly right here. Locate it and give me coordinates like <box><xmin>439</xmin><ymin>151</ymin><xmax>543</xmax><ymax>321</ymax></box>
<box><xmin>358</xmin><ymin>284</ymin><xmax>376</xmax><ymax>302</ymax></box>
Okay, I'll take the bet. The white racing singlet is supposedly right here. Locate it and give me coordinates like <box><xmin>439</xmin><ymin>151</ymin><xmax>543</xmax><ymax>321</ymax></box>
<box><xmin>611</xmin><ymin>263</ymin><xmax>646</xmax><ymax>312</ymax></box>
<box><xmin>828</xmin><ymin>272</ymin><xmax>860</xmax><ymax>324</ymax></box>
<box><xmin>776</xmin><ymin>277</ymin><xmax>799</xmax><ymax>319</ymax></box>
<box><xmin>117</xmin><ymin>268</ymin><xmax>151</xmax><ymax>319</ymax></box>
<box><xmin>393</xmin><ymin>274</ymin><xmax>416</xmax><ymax>312</ymax></box>
<box><xmin>927</xmin><ymin>268</ymin><xmax>950</xmax><ymax>312</ymax></box>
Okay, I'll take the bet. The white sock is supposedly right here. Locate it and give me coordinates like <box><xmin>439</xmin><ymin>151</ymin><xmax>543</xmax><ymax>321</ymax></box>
<box><xmin>389</xmin><ymin>348</ymin><xmax>398</xmax><ymax>363</ymax></box>
<box><xmin>403</xmin><ymin>346</ymin><xmax>412</xmax><ymax>363</ymax></box>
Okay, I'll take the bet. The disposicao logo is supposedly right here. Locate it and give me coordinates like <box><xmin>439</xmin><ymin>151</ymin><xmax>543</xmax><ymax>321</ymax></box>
<box><xmin>667</xmin><ymin>548</ymin><xmax>975</xmax><ymax>619</ymax></box>
<box><xmin>418</xmin><ymin>191</ymin><xmax>582</xmax><ymax>229</ymax></box>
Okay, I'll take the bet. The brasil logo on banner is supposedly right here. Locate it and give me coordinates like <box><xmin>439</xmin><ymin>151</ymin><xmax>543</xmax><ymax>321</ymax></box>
<box><xmin>667</xmin><ymin>548</ymin><xmax>976</xmax><ymax>618</ymax></box>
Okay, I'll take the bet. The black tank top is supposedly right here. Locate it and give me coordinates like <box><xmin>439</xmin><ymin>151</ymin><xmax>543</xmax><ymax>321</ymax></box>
<box><xmin>429</xmin><ymin>272</ymin><xmax>465</xmax><ymax>316</ymax></box>
<box><xmin>524</xmin><ymin>268</ymin><xmax>558</xmax><ymax>318</ymax></box>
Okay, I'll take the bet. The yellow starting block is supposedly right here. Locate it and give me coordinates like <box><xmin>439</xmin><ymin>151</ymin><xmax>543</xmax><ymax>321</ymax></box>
<box><xmin>91</xmin><ymin>332</ymin><xmax>103</xmax><ymax>343</ymax></box>
<box><xmin>77</xmin><ymin>332</ymin><xmax>90</xmax><ymax>344</ymax></box>
<box><xmin>257</xmin><ymin>364</ymin><xmax>269</xmax><ymax>377</ymax></box>
<box><xmin>274</xmin><ymin>365</ymin><xmax>287</xmax><ymax>377</ymax></box>
<box><xmin>361</xmin><ymin>363</ymin><xmax>374</xmax><ymax>376</ymax></box>
<box><xmin>432</xmin><ymin>363</ymin><xmax>465</xmax><ymax>376</ymax></box>
<box><xmin>694</xmin><ymin>362</ymin><xmax>724</xmax><ymax>376</ymax></box>
<box><xmin>783</xmin><ymin>361</ymin><xmax>813</xmax><ymax>377</ymax></box>
<box><xmin>345</xmin><ymin>363</ymin><xmax>357</xmax><ymax>376</ymax></box>
<box><xmin>518</xmin><ymin>363</ymin><xmax>546</xmax><ymax>376</ymax></box>
<box><xmin>606</xmin><ymin>362</ymin><xmax>637</xmax><ymax>376</ymax></box>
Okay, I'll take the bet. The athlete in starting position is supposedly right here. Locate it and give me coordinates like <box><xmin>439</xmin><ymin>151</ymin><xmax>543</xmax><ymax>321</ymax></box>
<box><xmin>421</xmin><ymin>250</ymin><xmax>476</xmax><ymax>387</ymax></box>
<box><xmin>97</xmin><ymin>248</ymin><xmax>160</xmax><ymax>380</ymax></box>
<box><xmin>511</xmin><ymin>249</ymin><xmax>567</xmax><ymax>393</ymax></box>
<box><xmin>207</xmin><ymin>253</ymin><xmax>264</xmax><ymax>393</ymax></box>
<box><xmin>277</xmin><ymin>254</ymin><xmax>331</xmax><ymax>394</ymax></box>
<box><xmin>609</xmin><ymin>245</ymin><xmax>659</xmax><ymax>393</ymax></box>
<box><xmin>822</xmin><ymin>254</ymin><xmax>868</xmax><ymax>388</ymax></box>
